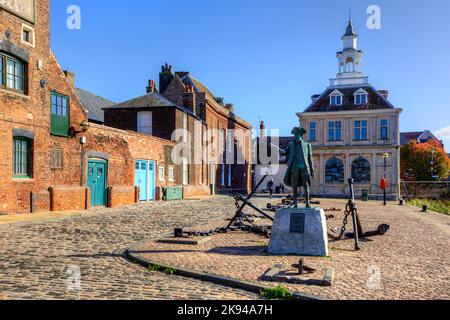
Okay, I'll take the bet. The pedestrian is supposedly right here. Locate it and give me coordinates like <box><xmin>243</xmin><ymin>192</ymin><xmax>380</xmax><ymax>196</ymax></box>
<box><xmin>267</xmin><ymin>179</ymin><xmax>274</xmax><ymax>199</ymax></box>
<box><xmin>280</xmin><ymin>183</ymin><xmax>285</xmax><ymax>194</ymax></box>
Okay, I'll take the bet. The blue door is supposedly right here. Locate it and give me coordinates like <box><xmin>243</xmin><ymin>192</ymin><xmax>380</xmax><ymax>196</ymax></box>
<box><xmin>135</xmin><ymin>160</ymin><xmax>156</xmax><ymax>201</ymax></box>
<box><xmin>87</xmin><ymin>160</ymin><xmax>108</xmax><ymax>207</ymax></box>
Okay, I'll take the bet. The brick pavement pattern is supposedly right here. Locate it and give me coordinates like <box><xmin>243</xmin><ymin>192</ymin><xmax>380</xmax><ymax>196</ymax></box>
<box><xmin>0</xmin><ymin>197</ymin><xmax>259</xmax><ymax>300</ymax></box>
<box><xmin>130</xmin><ymin>199</ymin><xmax>450</xmax><ymax>300</ymax></box>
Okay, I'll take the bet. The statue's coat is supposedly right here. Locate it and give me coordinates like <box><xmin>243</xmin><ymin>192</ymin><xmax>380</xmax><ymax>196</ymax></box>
<box><xmin>283</xmin><ymin>140</ymin><xmax>314</xmax><ymax>188</ymax></box>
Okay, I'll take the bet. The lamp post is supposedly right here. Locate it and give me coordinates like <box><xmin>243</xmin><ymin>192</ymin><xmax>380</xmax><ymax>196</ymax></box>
<box><xmin>382</xmin><ymin>153</ymin><xmax>389</xmax><ymax>206</ymax></box>
<box><xmin>430</xmin><ymin>148</ymin><xmax>436</xmax><ymax>181</ymax></box>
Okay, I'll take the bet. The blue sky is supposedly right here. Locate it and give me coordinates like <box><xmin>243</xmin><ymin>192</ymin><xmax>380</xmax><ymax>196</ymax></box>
<box><xmin>50</xmin><ymin>0</ymin><xmax>450</xmax><ymax>150</ymax></box>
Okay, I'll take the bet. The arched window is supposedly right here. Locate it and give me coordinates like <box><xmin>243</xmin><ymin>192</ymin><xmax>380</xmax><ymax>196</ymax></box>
<box><xmin>325</xmin><ymin>157</ymin><xmax>344</xmax><ymax>183</ymax></box>
<box><xmin>352</xmin><ymin>157</ymin><xmax>371</xmax><ymax>183</ymax></box>
<box><xmin>345</xmin><ymin>57</ymin><xmax>354</xmax><ymax>73</ymax></box>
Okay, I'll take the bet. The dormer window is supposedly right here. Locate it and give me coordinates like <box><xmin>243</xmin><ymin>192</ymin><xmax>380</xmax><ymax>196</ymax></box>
<box><xmin>330</xmin><ymin>90</ymin><xmax>343</xmax><ymax>106</ymax></box>
<box><xmin>354</xmin><ymin>88</ymin><xmax>368</xmax><ymax>105</ymax></box>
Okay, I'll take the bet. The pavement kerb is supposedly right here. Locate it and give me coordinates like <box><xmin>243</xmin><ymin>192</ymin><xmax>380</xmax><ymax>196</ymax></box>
<box><xmin>124</xmin><ymin>248</ymin><xmax>327</xmax><ymax>301</ymax></box>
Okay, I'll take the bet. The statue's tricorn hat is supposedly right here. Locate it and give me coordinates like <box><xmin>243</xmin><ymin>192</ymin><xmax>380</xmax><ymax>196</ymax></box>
<box><xmin>292</xmin><ymin>127</ymin><xmax>307</xmax><ymax>136</ymax></box>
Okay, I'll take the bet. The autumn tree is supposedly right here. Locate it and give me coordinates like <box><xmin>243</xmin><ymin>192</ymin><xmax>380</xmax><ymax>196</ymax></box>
<box><xmin>401</xmin><ymin>140</ymin><xmax>450</xmax><ymax>181</ymax></box>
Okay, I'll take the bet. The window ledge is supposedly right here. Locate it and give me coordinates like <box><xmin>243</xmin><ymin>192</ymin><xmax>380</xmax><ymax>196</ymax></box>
<box><xmin>50</xmin><ymin>133</ymin><xmax>71</xmax><ymax>138</ymax></box>
<box><xmin>13</xmin><ymin>178</ymin><xmax>34</xmax><ymax>182</ymax></box>
<box><xmin>0</xmin><ymin>88</ymin><xmax>29</xmax><ymax>100</ymax></box>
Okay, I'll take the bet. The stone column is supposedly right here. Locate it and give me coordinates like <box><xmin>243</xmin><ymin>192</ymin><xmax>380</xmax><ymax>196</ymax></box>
<box><xmin>319</xmin><ymin>153</ymin><xmax>325</xmax><ymax>193</ymax></box>
<box><xmin>371</xmin><ymin>153</ymin><xmax>378</xmax><ymax>194</ymax></box>
<box><xmin>344</xmin><ymin>153</ymin><xmax>351</xmax><ymax>194</ymax></box>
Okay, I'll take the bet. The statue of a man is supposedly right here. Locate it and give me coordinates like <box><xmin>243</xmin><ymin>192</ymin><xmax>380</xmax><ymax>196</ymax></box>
<box><xmin>282</xmin><ymin>127</ymin><xmax>315</xmax><ymax>208</ymax></box>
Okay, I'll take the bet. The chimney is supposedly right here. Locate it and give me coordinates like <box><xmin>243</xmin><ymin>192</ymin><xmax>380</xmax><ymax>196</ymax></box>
<box><xmin>64</xmin><ymin>70</ymin><xmax>75</xmax><ymax>87</ymax></box>
<box><xmin>159</xmin><ymin>63</ymin><xmax>174</xmax><ymax>94</ymax></box>
<box><xmin>260</xmin><ymin>121</ymin><xmax>266</xmax><ymax>138</ymax></box>
<box><xmin>183</xmin><ymin>85</ymin><xmax>196</xmax><ymax>114</ymax></box>
<box><xmin>146</xmin><ymin>80</ymin><xmax>156</xmax><ymax>94</ymax></box>
<box><xmin>379</xmin><ymin>90</ymin><xmax>389</xmax><ymax>99</ymax></box>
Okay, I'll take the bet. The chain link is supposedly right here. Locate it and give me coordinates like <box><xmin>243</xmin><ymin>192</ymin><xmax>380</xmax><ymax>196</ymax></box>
<box><xmin>337</xmin><ymin>202</ymin><xmax>351</xmax><ymax>240</ymax></box>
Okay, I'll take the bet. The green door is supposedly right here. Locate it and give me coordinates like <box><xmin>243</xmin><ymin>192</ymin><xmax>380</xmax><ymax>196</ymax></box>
<box><xmin>87</xmin><ymin>160</ymin><xmax>107</xmax><ymax>207</ymax></box>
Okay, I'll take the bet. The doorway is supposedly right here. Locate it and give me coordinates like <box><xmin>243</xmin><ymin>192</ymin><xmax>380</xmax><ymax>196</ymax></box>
<box><xmin>87</xmin><ymin>159</ymin><xmax>108</xmax><ymax>207</ymax></box>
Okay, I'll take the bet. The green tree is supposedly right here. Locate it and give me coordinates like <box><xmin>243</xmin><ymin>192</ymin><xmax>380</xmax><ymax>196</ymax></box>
<box><xmin>401</xmin><ymin>140</ymin><xmax>450</xmax><ymax>181</ymax></box>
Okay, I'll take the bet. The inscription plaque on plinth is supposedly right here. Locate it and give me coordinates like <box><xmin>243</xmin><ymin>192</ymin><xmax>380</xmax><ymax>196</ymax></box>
<box><xmin>268</xmin><ymin>207</ymin><xmax>329</xmax><ymax>257</ymax></box>
<box><xmin>289</xmin><ymin>212</ymin><xmax>305</xmax><ymax>234</ymax></box>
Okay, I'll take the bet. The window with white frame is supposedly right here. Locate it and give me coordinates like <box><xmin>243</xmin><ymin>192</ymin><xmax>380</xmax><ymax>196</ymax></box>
<box><xmin>330</xmin><ymin>90</ymin><xmax>343</xmax><ymax>106</ymax></box>
<box><xmin>380</xmin><ymin>119</ymin><xmax>389</xmax><ymax>140</ymax></box>
<box><xmin>183</xmin><ymin>113</ymin><xmax>188</xmax><ymax>143</ymax></box>
<box><xmin>200</xmin><ymin>161</ymin><xmax>204</xmax><ymax>185</ymax></box>
<box><xmin>158</xmin><ymin>165</ymin><xmax>165</xmax><ymax>181</ymax></box>
<box><xmin>221</xmin><ymin>164</ymin><xmax>225</xmax><ymax>186</ymax></box>
<box><xmin>21</xmin><ymin>24</ymin><xmax>35</xmax><ymax>47</ymax></box>
<box><xmin>354</xmin><ymin>88</ymin><xmax>368</xmax><ymax>105</ymax></box>
<box><xmin>168</xmin><ymin>166</ymin><xmax>174</xmax><ymax>182</ymax></box>
<box><xmin>1</xmin><ymin>53</ymin><xmax>25</xmax><ymax>92</ymax></box>
<box><xmin>354</xmin><ymin>120</ymin><xmax>368</xmax><ymax>141</ymax></box>
<box><xmin>309</xmin><ymin>122</ymin><xmax>317</xmax><ymax>141</ymax></box>
<box><xmin>137</xmin><ymin>111</ymin><xmax>153</xmax><ymax>135</ymax></box>
<box><xmin>182</xmin><ymin>157</ymin><xmax>189</xmax><ymax>185</ymax></box>
<box><xmin>221</xmin><ymin>129</ymin><xmax>226</xmax><ymax>153</ymax></box>
<box><xmin>329</xmin><ymin>121</ymin><xmax>342</xmax><ymax>141</ymax></box>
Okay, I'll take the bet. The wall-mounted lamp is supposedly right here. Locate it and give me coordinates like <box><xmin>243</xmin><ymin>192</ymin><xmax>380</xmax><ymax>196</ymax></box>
<box><xmin>69</xmin><ymin>120</ymin><xmax>90</xmax><ymax>138</ymax></box>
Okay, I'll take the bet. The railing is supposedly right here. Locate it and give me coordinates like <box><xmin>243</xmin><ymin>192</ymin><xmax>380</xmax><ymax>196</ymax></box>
<box><xmin>329</xmin><ymin>76</ymin><xmax>369</xmax><ymax>88</ymax></box>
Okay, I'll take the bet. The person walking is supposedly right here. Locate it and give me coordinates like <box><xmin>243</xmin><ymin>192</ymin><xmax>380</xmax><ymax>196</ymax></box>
<box><xmin>267</xmin><ymin>179</ymin><xmax>274</xmax><ymax>199</ymax></box>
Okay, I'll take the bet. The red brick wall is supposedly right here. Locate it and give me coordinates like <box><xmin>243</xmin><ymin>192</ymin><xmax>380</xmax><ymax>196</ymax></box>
<box><xmin>108</xmin><ymin>186</ymin><xmax>137</xmax><ymax>208</ymax></box>
<box><xmin>0</xmin><ymin>0</ymin><xmax>90</xmax><ymax>214</ymax></box>
<box><xmin>49</xmin><ymin>186</ymin><xmax>88</xmax><ymax>212</ymax></box>
<box><xmin>104</xmin><ymin>107</ymin><xmax>176</xmax><ymax>142</ymax></box>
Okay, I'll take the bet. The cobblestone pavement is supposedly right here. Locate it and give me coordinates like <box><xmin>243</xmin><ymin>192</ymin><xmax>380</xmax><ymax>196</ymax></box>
<box><xmin>0</xmin><ymin>197</ymin><xmax>259</xmax><ymax>300</ymax></box>
<box><xmin>131</xmin><ymin>199</ymin><xmax>450</xmax><ymax>300</ymax></box>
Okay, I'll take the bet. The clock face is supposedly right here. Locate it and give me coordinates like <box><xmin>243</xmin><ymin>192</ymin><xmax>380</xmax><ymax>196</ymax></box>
<box><xmin>0</xmin><ymin>0</ymin><xmax>35</xmax><ymax>23</ymax></box>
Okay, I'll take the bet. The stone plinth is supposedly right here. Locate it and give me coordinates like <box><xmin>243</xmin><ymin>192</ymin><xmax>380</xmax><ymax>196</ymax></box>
<box><xmin>268</xmin><ymin>207</ymin><xmax>329</xmax><ymax>257</ymax></box>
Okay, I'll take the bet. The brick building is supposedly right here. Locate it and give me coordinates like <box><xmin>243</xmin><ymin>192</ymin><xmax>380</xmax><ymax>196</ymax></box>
<box><xmin>0</xmin><ymin>0</ymin><xmax>237</xmax><ymax>214</ymax></box>
<box><xmin>400</xmin><ymin>131</ymin><xmax>444</xmax><ymax>149</ymax></box>
<box><xmin>104</xmin><ymin>64</ymin><xmax>253</xmax><ymax>195</ymax></box>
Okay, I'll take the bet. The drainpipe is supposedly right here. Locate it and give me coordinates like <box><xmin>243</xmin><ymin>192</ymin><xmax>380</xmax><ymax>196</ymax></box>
<box><xmin>80</xmin><ymin>136</ymin><xmax>87</xmax><ymax>186</ymax></box>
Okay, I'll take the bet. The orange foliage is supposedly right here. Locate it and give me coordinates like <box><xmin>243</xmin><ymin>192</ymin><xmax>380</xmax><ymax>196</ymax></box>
<box><xmin>401</xmin><ymin>140</ymin><xmax>450</xmax><ymax>181</ymax></box>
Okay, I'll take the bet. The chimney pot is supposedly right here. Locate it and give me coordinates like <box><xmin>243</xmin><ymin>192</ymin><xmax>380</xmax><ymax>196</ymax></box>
<box><xmin>146</xmin><ymin>80</ymin><xmax>156</xmax><ymax>93</ymax></box>
<box><xmin>260</xmin><ymin>121</ymin><xmax>266</xmax><ymax>138</ymax></box>
<box><xmin>64</xmin><ymin>70</ymin><xmax>75</xmax><ymax>87</ymax></box>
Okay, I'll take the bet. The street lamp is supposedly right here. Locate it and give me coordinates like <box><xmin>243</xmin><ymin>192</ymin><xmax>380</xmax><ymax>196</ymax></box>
<box><xmin>69</xmin><ymin>120</ymin><xmax>90</xmax><ymax>138</ymax></box>
<box><xmin>382</xmin><ymin>153</ymin><xmax>389</xmax><ymax>206</ymax></box>
<box><xmin>430</xmin><ymin>148</ymin><xmax>438</xmax><ymax>181</ymax></box>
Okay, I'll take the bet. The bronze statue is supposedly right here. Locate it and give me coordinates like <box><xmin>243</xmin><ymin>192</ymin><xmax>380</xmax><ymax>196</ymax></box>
<box><xmin>282</xmin><ymin>126</ymin><xmax>315</xmax><ymax>208</ymax></box>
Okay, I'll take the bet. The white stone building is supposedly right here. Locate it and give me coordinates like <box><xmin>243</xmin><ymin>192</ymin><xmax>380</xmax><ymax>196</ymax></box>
<box><xmin>254</xmin><ymin>20</ymin><xmax>402</xmax><ymax>200</ymax></box>
<box><xmin>298</xmin><ymin>20</ymin><xmax>402</xmax><ymax>200</ymax></box>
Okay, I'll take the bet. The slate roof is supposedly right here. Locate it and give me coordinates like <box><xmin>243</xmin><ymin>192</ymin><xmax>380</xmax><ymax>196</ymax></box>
<box><xmin>104</xmin><ymin>92</ymin><xmax>198</xmax><ymax>118</ymax></box>
<box><xmin>400</xmin><ymin>131</ymin><xmax>443</xmax><ymax>147</ymax></box>
<box><xmin>76</xmin><ymin>88</ymin><xmax>115</xmax><ymax>124</ymax></box>
<box><xmin>304</xmin><ymin>86</ymin><xmax>394</xmax><ymax>113</ymax></box>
